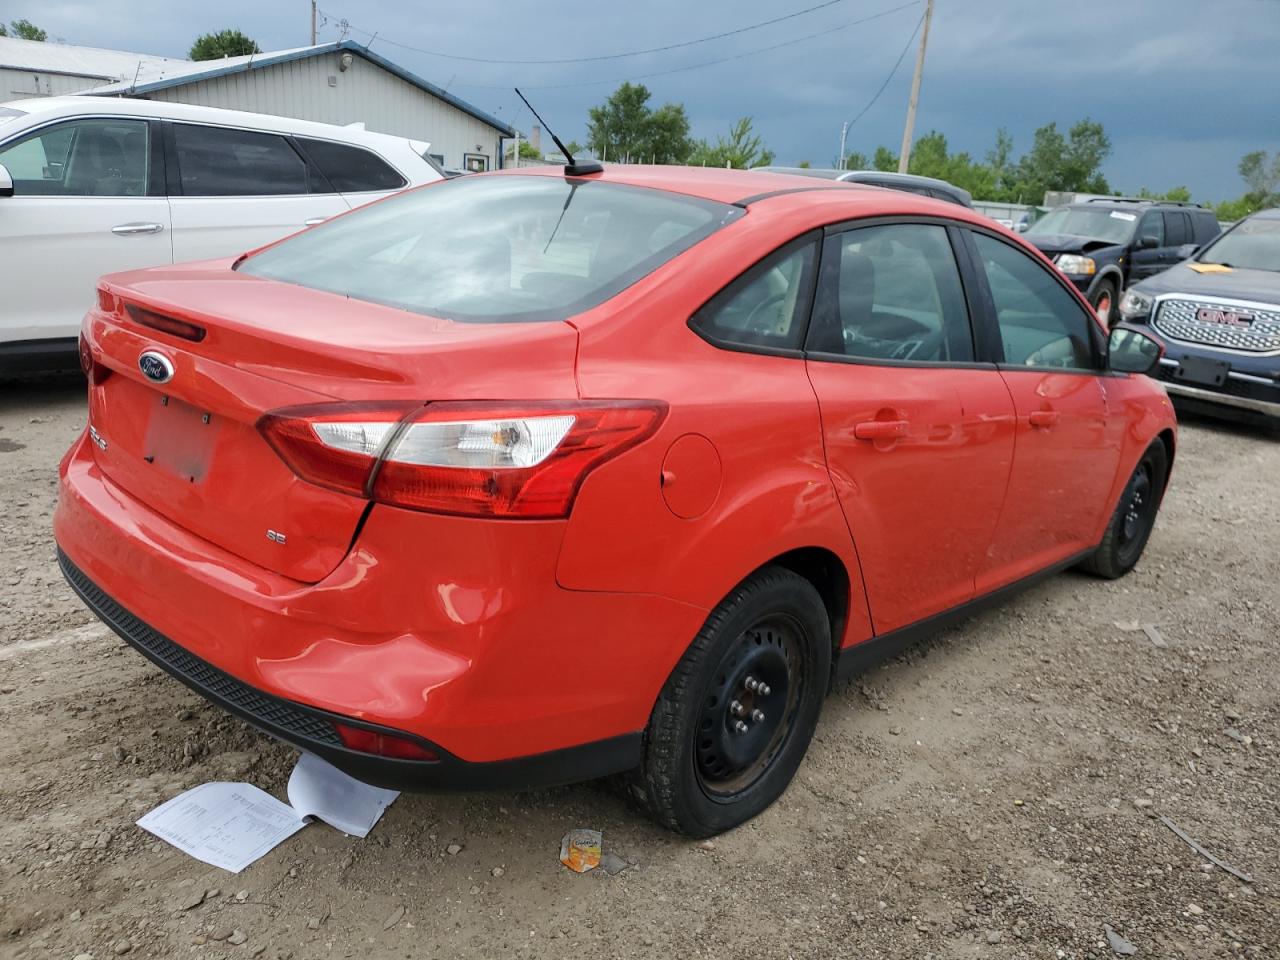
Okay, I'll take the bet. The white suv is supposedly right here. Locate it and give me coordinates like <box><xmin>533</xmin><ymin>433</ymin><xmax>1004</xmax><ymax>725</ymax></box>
<box><xmin>0</xmin><ymin>96</ymin><xmax>445</xmax><ymax>373</ymax></box>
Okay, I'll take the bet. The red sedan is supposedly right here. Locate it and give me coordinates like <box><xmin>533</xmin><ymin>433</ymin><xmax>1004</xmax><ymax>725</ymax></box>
<box><xmin>56</xmin><ymin>165</ymin><xmax>1175</xmax><ymax>836</ymax></box>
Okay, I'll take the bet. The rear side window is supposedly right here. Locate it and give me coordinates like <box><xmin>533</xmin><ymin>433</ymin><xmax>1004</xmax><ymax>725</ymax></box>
<box><xmin>690</xmin><ymin>237</ymin><xmax>817</xmax><ymax>352</ymax></box>
<box><xmin>972</xmin><ymin>232</ymin><xmax>1096</xmax><ymax>371</ymax></box>
<box><xmin>240</xmin><ymin>175</ymin><xmax>742</xmax><ymax>322</ymax></box>
<box><xmin>172</xmin><ymin>123</ymin><xmax>308</xmax><ymax>197</ymax></box>
<box><xmin>1164</xmin><ymin>211</ymin><xmax>1189</xmax><ymax>246</ymax></box>
<box><xmin>295</xmin><ymin>138</ymin><xmax>406</xmax><ymax>192</ymax></box>
<box><xmin>807</xmin><ymin>223</ymin><xmax>973</xmax><ymax>363</ymax></box>
<box><xmin>1193</xmin><ymin>212</ymin><xmax>1221</xmax><ymax>244</ymax></box>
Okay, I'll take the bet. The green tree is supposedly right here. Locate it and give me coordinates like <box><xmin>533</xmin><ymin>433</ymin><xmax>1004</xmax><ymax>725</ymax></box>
<box><xmin>189</xmin><ymin>29</ymin><xmax>261</xmax><ymax>61</ymax></box>
<box><xmin>1238</xmin><ymin>150</ymin><xmax>1280</xmax><ymax>202</ymax></box>
<box><xmin>688</xmin><ymin>116</ymin><xmax>774</xmax><ymax>169</ymax></box>
<box><xmin>0</xmin><ymin>19</ymin><xmax>47</xmax><ymax>40</ymax></box>
<box><xmin>872</xmin><ymin>146</ymin><xmax>897</xmax><ymax>172</ymax></box>
<box><xmin>836</xmin><ymin>150</ymin><xmax>869</xmax><ymax>170</ymax></box>
<box><xmin>585</xmin><ymin>82</ymin><xmax>692</xmax><ymax>164</ymax></box>
<box><xmin>797</xmin><ymin>160</ymin><xmax>811</xmax><ymax>169</ymax></box>
<box><xmin>1135</xmin><ymin>185</ymin><xmax>1193</xmax><ymax>202</ymax></box>
<box><xmin>505</xmin><ymin>140</ymin><xmax>543</xmax><ymax>162</ymax></box>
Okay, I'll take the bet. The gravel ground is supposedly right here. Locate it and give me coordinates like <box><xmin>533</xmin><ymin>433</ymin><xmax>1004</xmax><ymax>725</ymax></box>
<box><xmin>0</xmin><ymin>374</ymin><xmax>1276</xmax><ymax>960</ymax></box>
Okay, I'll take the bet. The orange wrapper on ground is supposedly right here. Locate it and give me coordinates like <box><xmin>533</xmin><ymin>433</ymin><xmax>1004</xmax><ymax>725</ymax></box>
<box><xmin>559</xmin><ymin>829</ymin><xmax>602</xmax><ymax>873</ymax></box>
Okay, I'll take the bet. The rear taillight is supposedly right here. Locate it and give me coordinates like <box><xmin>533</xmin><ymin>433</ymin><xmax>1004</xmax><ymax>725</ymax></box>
<box><xmin>333</xmin><ymin>722</ymin><xmax>440</xmax><ymax>761</ymax></box>
<box><xmin>258</xmin><ymin>400</ymin><xmax>666</xmax><ymax>518</ymax></box>
<box><xmin>78</xmin><ymin>333</ymin><xmax>111</xmax><ymax>385</ymax></box>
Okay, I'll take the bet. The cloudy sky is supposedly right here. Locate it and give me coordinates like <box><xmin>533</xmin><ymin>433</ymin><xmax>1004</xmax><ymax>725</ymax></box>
<box><xmin>11</xmin><ymin>0</ymin><xmax>1280</xmax><ymax>199</ymax></box>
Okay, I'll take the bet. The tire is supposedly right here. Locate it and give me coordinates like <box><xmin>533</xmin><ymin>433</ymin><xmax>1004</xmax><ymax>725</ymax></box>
<box><xmin>1078</xmin><ymin>439</ymin><xmax>1168</xmax><ymax>579</ymax></box>
<box><xmin>1091</xmin><ymin>278</ymin><xmax>1118</xmax><ymax>328</ymax></box>
<box><xmin>626</xmin><ymin>566</ymin><xmax>831</xmax><ymax>837</ymax></box>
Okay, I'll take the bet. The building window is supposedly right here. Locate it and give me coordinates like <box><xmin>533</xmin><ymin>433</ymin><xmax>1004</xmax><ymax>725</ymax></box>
<box><xmin>463</xmin><ymin>152</ymin><xmax>489</xmax><ymax>173</ymax></box>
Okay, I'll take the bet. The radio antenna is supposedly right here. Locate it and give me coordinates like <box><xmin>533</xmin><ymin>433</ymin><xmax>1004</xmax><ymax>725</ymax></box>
<box><xmin>514</xmin><ymin>87</ymin><xmax>603</xmax><ymax>177</ymax></box>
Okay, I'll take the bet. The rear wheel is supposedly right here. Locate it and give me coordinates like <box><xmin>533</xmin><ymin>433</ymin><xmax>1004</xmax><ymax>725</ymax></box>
<box><xmin>1091</xmin><ymin>279</ymin><xmax>1118</xmax><ymax>328</ymax></box>
<box><xmin>1078</xmin><ymin>439</ymin><xmax>1168</xmax><ymax>579</ymax></box>
<box><xmin>626</xmin><ymin>566</ymin><xmax>830</xmax><ymax>837</ymax></box>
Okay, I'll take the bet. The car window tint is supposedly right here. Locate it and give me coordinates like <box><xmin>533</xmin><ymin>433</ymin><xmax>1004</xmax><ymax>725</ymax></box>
<box><xmin>691</xmin><ymin>238</ymin><xmax>817</xmax><ymax>351</ymax></box>
<box><xmin>296</xmin><ymin>138</ymin><xmax>406</xmax><ymax>192</ymax></box>
<box><xmin>1138</xmin><ymin>211</ymin><xmax>1165</xmax><ymax>246</ymax></box>
<box><xmin>172</xmin><ymin>124</ymin><xmax>308</xmax><ymax>197</ymax></box>
<box><xmin>0</xmin><ymin>119</ymin><xmax>148</xmax><ymax>197</ymax></box>
<box><xmin>241</xmin><ymin>175</ymin><xmax>742</xmax><ymax>322</ymax></box>
<box><xmin>973</xmin><ymin>232</ymin><xmax>1096</xmax><ymax>371</ymax></box>
<box><xmin>1164</xmin><ymin>211</ymin><xmax>1189</xmax><ymax>246</ymax></box>
<box><xmin>807</xmin><ymin>223</ymin><xmax>973</xmax><ymax>363</ymax></box>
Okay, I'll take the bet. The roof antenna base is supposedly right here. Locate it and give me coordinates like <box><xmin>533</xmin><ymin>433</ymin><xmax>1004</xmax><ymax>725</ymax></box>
<box><xmin>564</xmin><ymin>161</ymin><xmax>603</xmax><ymax>176</ymax></box>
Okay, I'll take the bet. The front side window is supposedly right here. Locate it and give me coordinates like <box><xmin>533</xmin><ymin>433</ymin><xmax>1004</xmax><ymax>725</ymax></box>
<box><xmin>807</xmin><ymin>223</ymin><xmax>973</xmax><ymax>363</ymax></box>
<box><xmin>240</xmin><ymin>175</ymin><xmax>742</xmax><ymax>322</ymax></box>
<box><xmin>172</xmin><ymin>123</ymin><xmax>308</xmax><ymax>197</ymax></box>
<box><xmin>1138</xmin><ymin>211</ymin><xmax>1165</xmax><ymax>246</ymax></box>
<box><xmin>296</xmin><ymin>138</ymin><xmax>406</xmax><ymax>193</ymax></box>
<box><xmin>972</xmin><ymin>232</ymin><xmax>1096</xmax><ymax>370</ymax></box>
<box><xmin>690</xmin><ymin>238</ymin><xmax>817</xmax><ymax>351</ymax></box>
<box><xmin>0</xmin><ymin>118</ymin><xmax>148</xmax><ymax>197</ymax></box>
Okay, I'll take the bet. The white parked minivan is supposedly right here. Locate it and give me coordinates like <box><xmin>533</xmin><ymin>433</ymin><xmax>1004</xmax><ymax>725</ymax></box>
<box><xmin>0</xmin><ymin>96</ymin><xmax>445</xmax><ymax>372</ymax></box>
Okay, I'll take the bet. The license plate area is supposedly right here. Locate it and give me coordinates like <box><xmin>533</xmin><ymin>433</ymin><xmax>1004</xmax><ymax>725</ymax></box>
<box><xmin>144</xmin><ymin>394</ymin><xmax>220</xmax><ymax>483</ymax></box>
<box><xmin>1173</xmin><ymin>355</ymin><xmax>1230</xmax><ymax>387</ymax></box>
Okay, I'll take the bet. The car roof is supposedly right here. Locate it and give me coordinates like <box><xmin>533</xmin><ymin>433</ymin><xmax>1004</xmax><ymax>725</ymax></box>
<box><xmin>1246</xmin><ymin>207</ymin><xmax>1280</xmax><ymax>221</ymax></box>
<box><xmin>0</xmin><ymin>95</ymin><xmax>423</xmax><ymax>152</ymax></box>
<box><xmin>484</xmin><ymin>164</ymin><xmax>997</xmax><ymax>227</ymax></box>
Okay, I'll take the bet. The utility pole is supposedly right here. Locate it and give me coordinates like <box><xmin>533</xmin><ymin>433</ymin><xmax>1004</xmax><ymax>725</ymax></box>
<box><xmin>310</xmin><ymin>0</ymin><xmax>317</xmax><ymax>45</ymax></box>
<box><xmin>838</xmin><ymin>120</ymin><xmax>849</xmax><ymax>170</ymax></box>
<box><xmin>897</xmin><ymin>0</ymin><xmax>935</xmax><ymax>174</ymax></box>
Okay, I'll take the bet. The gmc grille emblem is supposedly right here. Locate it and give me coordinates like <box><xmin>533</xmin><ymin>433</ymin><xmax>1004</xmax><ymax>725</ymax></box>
<box><xmin>1196</xmin><ymin>307</ymin><xmax>1255</xmax><ymax>327</ymax></box>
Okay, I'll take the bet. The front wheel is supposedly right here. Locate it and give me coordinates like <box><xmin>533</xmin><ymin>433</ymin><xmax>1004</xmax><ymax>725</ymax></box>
<box><xmin>626</xmin><ymin>566</ymin><xmax>831</xmax><ymax>837</ymax></box>
<box><xmin>1091</xmin><ymin>278</ymin><xmax>1118</xmax><ymax>328</ymax></box>
<box><xmin>1078</xmin><ymin>439</ymin><xmax>1168</xmax><ymax>579</ymax></box>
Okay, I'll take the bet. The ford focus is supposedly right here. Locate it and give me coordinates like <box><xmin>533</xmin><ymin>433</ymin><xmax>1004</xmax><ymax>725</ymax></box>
<box><xmin>56</xmin><ymin>165</ymin><xmax>1176</xmax><ymax>836</ymax></box>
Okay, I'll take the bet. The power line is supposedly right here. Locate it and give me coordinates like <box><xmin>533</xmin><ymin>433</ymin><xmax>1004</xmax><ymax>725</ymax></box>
<box><xmin>380</xmin><ymin>2</ymin><xmax>922</xmax><ymax>92</ymax></box>
<box><xmin>319</xmin><ymin>0</ymin><xmax>869</xmax><ymax>66</ymax></box>
<box><xmin>844</xmin><ymin>9</ymin><xmax>924</xmax><ymax>131</ymax></box>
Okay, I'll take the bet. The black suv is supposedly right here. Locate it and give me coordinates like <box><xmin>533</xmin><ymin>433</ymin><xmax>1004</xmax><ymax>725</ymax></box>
<box><xmin>1024</xmin><ymin>199</ymin><xmax>1221</xmax><ymax>326</ymax></box>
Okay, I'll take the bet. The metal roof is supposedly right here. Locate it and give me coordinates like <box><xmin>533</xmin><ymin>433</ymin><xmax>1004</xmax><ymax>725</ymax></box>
<box><xmin>83</xmin><ymin>40</ymin><xmax>515</xmax><ymax>136</ymax></box>
<box><xmin>0</xmin><ymin>36</ymin><xmax>183</xmax><ymax>81</ymax></box>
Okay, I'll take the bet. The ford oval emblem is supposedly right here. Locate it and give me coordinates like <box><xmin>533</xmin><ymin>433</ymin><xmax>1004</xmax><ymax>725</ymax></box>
<box><xmin>138</xmin><ymin>350</ymin><xmax>174</xmax><ymax>384</ymax></box>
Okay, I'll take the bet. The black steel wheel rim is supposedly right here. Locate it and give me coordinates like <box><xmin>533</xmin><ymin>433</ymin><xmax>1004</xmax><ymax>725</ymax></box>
<box><xmin>694</xmin><ymin>614</ymin><xmax>805</xmax><ymax>801</ymax></box>
<box><xmin>1118</xmin><ymin>458</ymin><xmax>1155</xmax><ymax>563</ymax></box>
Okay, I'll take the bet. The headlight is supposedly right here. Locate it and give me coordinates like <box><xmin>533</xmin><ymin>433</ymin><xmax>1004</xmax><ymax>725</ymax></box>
<box><xmin>1055</xmin><ymin>254</ymin><xmax>1097</xmax><ymax>275</ymax></box>
<box><xmin>1119</xmin><ymin>289</ymin><xmax>1154</xmax><ymax>322</ymax></box>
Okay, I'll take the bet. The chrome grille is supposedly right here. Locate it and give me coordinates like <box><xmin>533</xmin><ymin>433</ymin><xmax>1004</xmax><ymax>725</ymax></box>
<box><xmin>1154</xmin><ymin>297</ymin><xmax>1280</xmax><ymax>354</ymax></box>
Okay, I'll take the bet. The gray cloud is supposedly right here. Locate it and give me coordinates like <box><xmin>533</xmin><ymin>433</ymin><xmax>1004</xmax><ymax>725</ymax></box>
<box><xmin>10</xmin><ymin>0</ymin><xmax>1280</xmax><ymax>198</ymax></box>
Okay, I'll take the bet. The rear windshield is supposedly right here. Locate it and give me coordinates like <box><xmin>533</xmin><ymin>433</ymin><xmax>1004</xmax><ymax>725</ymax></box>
<box><xmin>239</xmin><ymin>174</ymin><xmax>742</xmax><ymax>322</ymax></box>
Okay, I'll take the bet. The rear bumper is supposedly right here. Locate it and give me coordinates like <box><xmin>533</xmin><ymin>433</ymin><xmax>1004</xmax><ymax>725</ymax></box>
<box><xmin>59</xmin><ymin>549</ymin><xmax>639</xmax><ymax>790</ymax></box>
<box><xmin>54</xmin><ymin>432</ymin><xmax>707</xmax><ymax>781</ymax></box>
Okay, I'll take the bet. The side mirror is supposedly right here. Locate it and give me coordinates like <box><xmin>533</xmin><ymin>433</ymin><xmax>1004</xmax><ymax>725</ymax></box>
<box><xmin>0</xmin><ymin>164</ymin><xmax>12</xmax><ymax>198</ymax></box>
<box><xmin>1137</xmin><ymin>234</ymin><xmax>1159</xmax><ymax>250</ymax></box>
<box><xmin>1175</xmin><ymin>243</ymin><xmax>1199</xmax><ymax>260</ymax></box>
<box><xmin>1108</xmin><ymin>327</ymin><xmax>1163</xmax><ymax>375</ymax></box>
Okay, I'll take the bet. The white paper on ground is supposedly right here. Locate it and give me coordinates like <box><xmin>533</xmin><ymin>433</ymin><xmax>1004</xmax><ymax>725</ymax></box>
<box><xmin>287</xmin><ymin>752</ymin><xmax>400</xmax><ymax>838</ymax></box>
<box><xmin>136</xmin><ymin>782</ymin><xmax>307</xmax><ymax>874</ymax></box>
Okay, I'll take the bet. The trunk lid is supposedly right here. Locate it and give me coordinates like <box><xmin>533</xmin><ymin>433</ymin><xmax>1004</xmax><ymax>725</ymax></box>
<box><xmin>86</xmin><ymin>260</ymin><xmax>580</xmax><ymax>583</ymax></box>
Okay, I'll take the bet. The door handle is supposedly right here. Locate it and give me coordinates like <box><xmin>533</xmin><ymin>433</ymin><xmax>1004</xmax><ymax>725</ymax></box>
<box><xmin>854</xmin><ymin>419</ymin><xmax>909</xmax><ymax>441</ymax></box>
<box><xmin>304</xmin><ymin>217</ymin><xmax>328</xmax><ymax>226</ymax></box>
<box><xmin>1028</xmin><ymin>410</ymin><xmax>1060</xmax><ymax>429</ymax></box>
<box><xmin>111</xmin><ymin>222</ymin><xmax>164</xmax><ymax>235</ymax></box>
